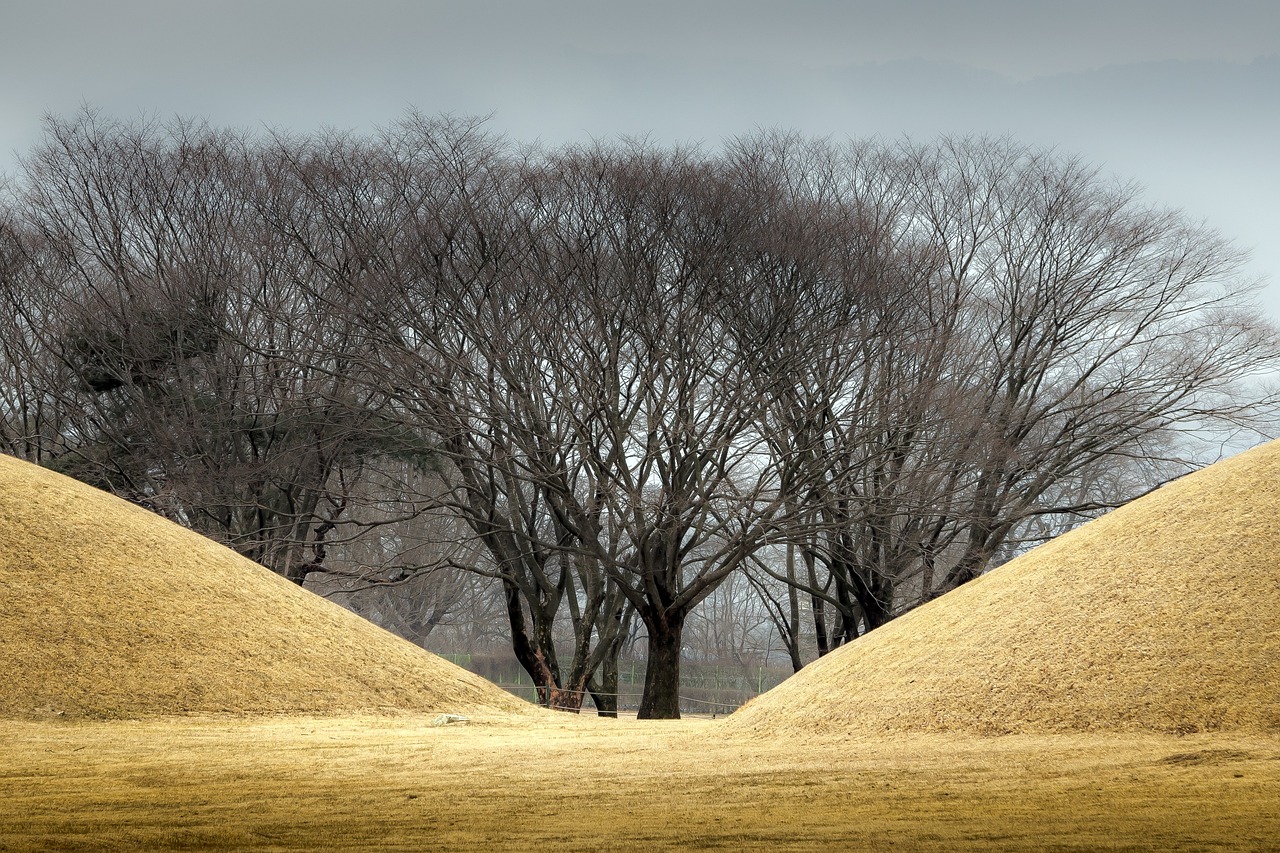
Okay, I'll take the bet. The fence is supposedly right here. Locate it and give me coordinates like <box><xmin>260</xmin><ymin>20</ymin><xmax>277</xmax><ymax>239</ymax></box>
<box><xmin>438</xmin><ymin>653</ymin><xmax>791</xmax><ymax>716</ymax></box>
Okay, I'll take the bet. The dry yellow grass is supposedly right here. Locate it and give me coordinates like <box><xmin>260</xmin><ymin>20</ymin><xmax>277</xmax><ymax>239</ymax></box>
<box><xmin>2</xmin><ymin>715</ymin><xmax>1278</xmax><ymax>851</ymax></box>
<box><xmin>0</xmin><ymin>453</ymin><xmax>527</xmax><ymax>720</ymax></box>
<box><xmin>5</xmin><ymin>443</ymin><xmax>1280</xmax><ymax>849</ymax></box>
<box><xmin>729</xmin><ymin>439</ymin><xmax>1280</xmax><ymax>737</ymax></box>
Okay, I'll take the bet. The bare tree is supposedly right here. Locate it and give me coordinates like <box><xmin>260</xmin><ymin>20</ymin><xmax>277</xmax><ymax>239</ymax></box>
<box><xmin>490</xmin><ymin>142</ymin><xmax>802</xmax><ymax>717</ymax></box>
<box><xmin>265</xmin><ymin>116</ymin><xmax>641</xmax><ymax>712</ymax></box>
<box><xmin>730</xmin><ymin>134</ymin><xmax>1280</xmax><ymax>662</ymax></box>
<box><xmin>4</xmin><ymin>110</ymin><xmax>1274</xmax><ymax>715</ymax></box>
<box><xmin>0</xmin><ymin>209</ymin><xmax>66</xmax><ymax>462</ymax></box>
<box><xmin>9</xmin><ymin>110</ymin><xmax>400</xmax><ymax>581</ymax></box>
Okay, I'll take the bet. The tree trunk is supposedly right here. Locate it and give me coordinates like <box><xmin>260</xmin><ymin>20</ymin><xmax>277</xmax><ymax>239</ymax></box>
<box><xmin>588</xmin><ymin>652</ymin><xmax>620</xmax><ymax>717</ymax></box>
<box><xmin>543</xmin><ymin>685</ymin><xmax>585</xmax><ymax>712</ymax></box>
<box><xmin>503</xmin><ymin>582</ymin><xmax>564</xmax><ymax>707</ymax></box>
<box><xmin>638</xmin><ymin>616</ymin><xmax>684</xmax><ymax>719</ymax></box>
<box><xmin>587</xmin><ymin>601</ymin><xmax>631</xmax><ymax>717</ymax></box>
<box><xmin>784</xmin><ymin>542</ymin><xmax>804</xmax><ymax>672</ymax></box>
<box><xmin>806</xmin><ymin>547</ymin><xmax>830</xmax><ymax>657</ymax></box>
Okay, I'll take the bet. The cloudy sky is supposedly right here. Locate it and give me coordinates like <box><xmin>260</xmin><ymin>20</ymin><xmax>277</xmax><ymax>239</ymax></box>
<box><xmin>3</xmin><ymin>0</ymin><xmax>1277</xmax><ymax>312</ymax></box>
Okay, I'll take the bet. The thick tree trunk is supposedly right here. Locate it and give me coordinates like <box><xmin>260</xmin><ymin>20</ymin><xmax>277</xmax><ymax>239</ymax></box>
<box><xmin>503</xmin><ymin>582</ymin><xmax>566</xmax><ymax>707</ymax></box>
<box><xmin>541</xmin><ymin>685</ymin><xmax>585</xmax><ymax>712</ymax></box>
<box><xmin>638</xmin><ymin>617</ymin><xmax>684</xmax><ymax>720</ymax></box>
<box><xmin>856</xmin><ymin>577</ymin><xmax>893</xmax><ymax>633</ymax></box>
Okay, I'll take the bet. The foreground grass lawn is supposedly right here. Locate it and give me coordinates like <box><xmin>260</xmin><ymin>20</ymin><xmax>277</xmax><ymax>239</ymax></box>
<box><xmin>2</xmin><ymin>713</ymin><xmax>1278</xmax><ymax>851</ymax></box>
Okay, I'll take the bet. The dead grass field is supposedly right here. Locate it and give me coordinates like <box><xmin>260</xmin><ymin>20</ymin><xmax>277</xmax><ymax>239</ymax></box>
<box><xmin>5</xmin><ymin>444</ymin><xmax>1280</xmax><ymax>850</ymax></box>
<box><xmin>3</xmin><ymin>713</ymin><xmax>1279</xmax><ymax>851</ymax></box>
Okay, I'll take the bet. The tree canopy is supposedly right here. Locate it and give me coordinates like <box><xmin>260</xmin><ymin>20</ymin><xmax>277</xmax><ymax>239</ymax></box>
<box><xmin>1</xmin><ymin>111</ymin><xmax>1275</xmax><ymax>717</ymax></box>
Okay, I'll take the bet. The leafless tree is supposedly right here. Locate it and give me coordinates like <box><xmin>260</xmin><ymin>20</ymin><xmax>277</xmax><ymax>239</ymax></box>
<box><xmin>262</xmin><ymin>116</ymin><xmax>643</xmax><ymax>712</ymax></box>
<box><xmin>4</xmin><ymin>110</ymin><xmax>1275</xmax><ymax>715</ymax></box>
<box><xmin>8</xmin><ymin>111</ymin><xmax>403</xmax><ymax>581</ymax></box>
<box><xmin>0</xmin><ymin>209</ymin><xmax>65</xmax><ymax>462</ymax></box>
<box><xmin>490</xmin><ymin>142</ymin><xmax>812</xmax><ymax>717</ymax></box>
<box><xmin>728</xmin><ymin>134</ymin><xmax>1279</xmax><ymax>662</ymax></box>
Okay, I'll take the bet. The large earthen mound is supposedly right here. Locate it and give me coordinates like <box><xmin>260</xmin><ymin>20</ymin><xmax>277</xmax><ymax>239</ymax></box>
<box><xmin>729</xmin><ymin>440</ymin><xmax>1280</xmax><ymax>737</ymax></box>
<box><xmin>0</xmin><ymin>453</ymin><xmax>528</xmax><ymax>719</ymax></box>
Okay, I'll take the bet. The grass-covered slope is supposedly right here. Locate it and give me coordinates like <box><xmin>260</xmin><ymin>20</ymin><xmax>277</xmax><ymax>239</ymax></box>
<box><xmin>730</xmin><ymin>440</ymin><xmax>1280</xmax><ymax>737</ymax></box>
<box><xmin>0</xmin><ymin>453</ymin><xmax>527</xmax><ymax>719</ymax></box>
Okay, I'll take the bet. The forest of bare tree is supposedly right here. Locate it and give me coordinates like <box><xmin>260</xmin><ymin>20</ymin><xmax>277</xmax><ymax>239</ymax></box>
<box><xmin>1</xmin><ymin>110</ymin><xmax>1275</xmax><ymax>717</ymax></box>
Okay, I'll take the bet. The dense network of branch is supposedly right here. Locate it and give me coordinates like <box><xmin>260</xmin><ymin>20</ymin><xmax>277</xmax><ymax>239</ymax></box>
<box><xmin>1</xmin><ymin>110</ymin><xmax>1275</xmax><ymax>717</ymax></box>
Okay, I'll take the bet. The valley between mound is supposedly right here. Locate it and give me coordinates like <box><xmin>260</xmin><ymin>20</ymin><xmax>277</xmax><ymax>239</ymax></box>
<box><xmin>0</xmin><ymin>453</ymin><xmax>525</xmax><ymax>720</ymax></box>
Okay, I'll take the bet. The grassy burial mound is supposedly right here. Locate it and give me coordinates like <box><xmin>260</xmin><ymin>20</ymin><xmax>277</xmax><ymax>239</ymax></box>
<box><xmin>0</xmin><ymin>453</ymin><xmax>527</xmax><ymax>720</ymax></box>
<box><xmin>730</xmin><ymin>440</ymin><xmax>1280</xmax><ymax>737</ymax></box>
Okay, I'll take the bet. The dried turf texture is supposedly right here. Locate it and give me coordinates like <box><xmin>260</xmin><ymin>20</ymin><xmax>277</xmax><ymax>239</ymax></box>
<box><xmin>2</xmin><ymin>716</ymin><xmax>1278</xmax><ymax>851</ymax></box>
<box><xmin>730</xmin><ymin>439</ymin><xmax>1280</xmax><ymax>737</ymax></box>
<box><xmin>0</xmin><ymin>453</ymin><xmax>528</xmax><ymax>720</ymax></box>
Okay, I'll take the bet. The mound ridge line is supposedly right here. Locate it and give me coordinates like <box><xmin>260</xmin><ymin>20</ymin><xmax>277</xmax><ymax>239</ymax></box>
<box><xmin>0</xmin><ymin>453</ymin><xmax>528</xmax><ymax>720</ymax></box>
<box><xmin>729</xmin><ymin>440</ymin><xmax>1280</xmax><ymax>737</ymax></box>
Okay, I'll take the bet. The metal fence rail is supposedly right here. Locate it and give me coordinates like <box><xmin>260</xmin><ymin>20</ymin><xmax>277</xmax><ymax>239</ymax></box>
<box><xmin>438</xmin><ymin>653</ymin><xmax>790</xmax><ymax>716</ymax></box>
<box><xmin>494</xmin><ymin>683</ymin><xmax>749</xmax><ymax>717</ymax></box>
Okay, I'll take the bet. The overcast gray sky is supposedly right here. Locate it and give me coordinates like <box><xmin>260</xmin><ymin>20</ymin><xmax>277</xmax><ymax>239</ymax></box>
<box><xmin>2</xmin><ymin>1</ymin><xmax>1277</xmax><ymax>313</ymax></box>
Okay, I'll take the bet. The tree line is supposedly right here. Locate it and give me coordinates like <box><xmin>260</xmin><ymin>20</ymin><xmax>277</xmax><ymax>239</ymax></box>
<box><xmin>1</xmin><ymin>110</ymin><xmax>1275</xmax><ymax>717</ymax></box>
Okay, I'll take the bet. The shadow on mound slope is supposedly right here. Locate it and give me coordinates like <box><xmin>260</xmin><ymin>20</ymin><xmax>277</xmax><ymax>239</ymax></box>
<box><xmin>729</xmin><ymin>440</ymin><xmax>1280</xmax><ymax>737</ymax></box>
<box><xmin>0</xmin><ymin>454</ymin><xmax>528</xmax><ymax>720</ymax></box>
